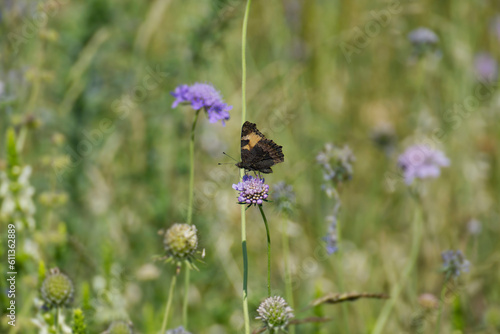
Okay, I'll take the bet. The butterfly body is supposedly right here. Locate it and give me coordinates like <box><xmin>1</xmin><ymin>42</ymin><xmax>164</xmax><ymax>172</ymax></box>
<box><xmin>235</xmin><ymin>121</ymin><xmax>284</xmax><ymax>174</ymax></box>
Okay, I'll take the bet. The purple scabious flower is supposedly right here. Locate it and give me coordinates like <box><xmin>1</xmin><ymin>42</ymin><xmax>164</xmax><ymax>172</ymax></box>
<box><xmin>232</xmin><ymin>175</ymin><xmax>270</xmax><ymax>206</ymax></box>
<box><xmin>474</xmin><ymin>52</ymin><xmax>498</xmax><ymax>83</ymax></box>
<box><xmin>171</xmin><ymin>82</ymin><xmax>232</xmax><ymax>125</ymax></box>
<box><xmin>441</xmin><ymin>250</ymin><xmax>470</xmax><ymax>278</ymax></box>
<box><xmin>398</xmin><ymin>145</ymin><xmax>450</xmax><ymax>185</ymax></box>
<box><xmin>408</xmin><ymin>27</ymin><xmax>439</xmax><ymax>45</ymax></box>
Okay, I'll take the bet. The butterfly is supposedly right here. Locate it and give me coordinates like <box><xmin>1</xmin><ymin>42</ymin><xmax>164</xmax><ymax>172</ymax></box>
<box><xmin>235</xmin><ymin>121</ymin><xmax>284</xmax><ymax>174</ymax></box>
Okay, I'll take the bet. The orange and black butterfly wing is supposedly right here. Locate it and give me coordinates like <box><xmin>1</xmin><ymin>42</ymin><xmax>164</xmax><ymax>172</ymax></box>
<box><xmin>239</xmin><ymin>121</ymin><xmax>284</xmax><ymax>173</ymax></box>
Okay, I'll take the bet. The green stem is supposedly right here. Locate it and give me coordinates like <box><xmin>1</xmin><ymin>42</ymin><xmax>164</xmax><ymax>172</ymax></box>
<box><xmin>282</xmin><ymin>215</ymin><xmax>295</xmax><ymax>334</ymax></box>
<box><xmin>435</xmin><ymin>273</ymin><xmax>451</xmax><ymax>334</ymax></box>
<box><xmin>259</xmin><ymin>205</ymin><xmax>272</xmax><ymax>297</ymax></box>
<box><xmin>160</xmin><ymin>274</ymin><xmax>178</xmax><ymax>334</ymax></box>
<box><xmin>372</xmin><ymin>197</ymin><xmax>424</xmax><ymax>334</ymax></box>
<box><xmin>241</xmin><ymin>1</ymin><xmax>252</xmax><ymax>333</ymax></box>
<box><xmin>187</xmin><ymin>109</ymin><xmax>200</xmax><ymax>225</ymax></box>
<box><xmin>182</xmin><ymin>265</ymin><xmax>190</xmax><ymax>329</ymax></box>
<box><xmin>55</xmin><ymin>307</ymin><xmax>60</xmax><ymax>334</ymax></box>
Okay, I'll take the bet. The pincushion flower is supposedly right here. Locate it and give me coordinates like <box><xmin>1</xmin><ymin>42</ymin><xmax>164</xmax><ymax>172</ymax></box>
<box><xmin>408</xmin><ymin>27</ymin><xmax>439</xmax><ymax>45</ymax></box>
<box><xmin>171</xmin><ymin>82</ymin><xmax>232</xmax><ymax>125</ymax></box>
<box><xmin>398</xmin><ymin>145</ymin><xmax>450</xmax><ymax>185</ymax></box>
<box><xmin>233</xmin><ymin>175</ymin><xmax>270</xmax><ymax>206</ymax></box>
<box><xmin>164</xmin><ymin>223</ymin><xmax>198</xmax><ymax>263</ymax></box>
<box><xmin>441</xmin><ymin>250</ymin><xmax>470</xmax><ymax>279</ymax></box>
<box><xmin>41</xmin><ymin>268</ymin><xmax>74</xmax><ymax>308</ymax></box>
<box><xmin>256</xmin><ymin>296</ymin><xmax>294</xmax><ymax>332</ymax></box>
<box><xmin>474</xmin><ymin>52</ymin><xmax>498</xmax><ymax>83</ymax></box>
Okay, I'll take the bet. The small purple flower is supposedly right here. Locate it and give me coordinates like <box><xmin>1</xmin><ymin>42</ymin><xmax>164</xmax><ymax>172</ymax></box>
<box><xmin>171</xmin><ymin>82</ymin><xmax>231</xmax><ymax>125</ymax></box>
<box><xmin>441</xmin><ymin>250</ymin><xmax>470</xmax><ymax>278</ymax></box>
<box><xmin>171</xmin><ymin>84</ymin><xmax>190</xmax><ymax>108</ymax></box>
<box><xmin>398</xmin><ymin>145</ymin><xmax>450</xmax><ymax>185</ymax></box>
<box><xmin>408</xmin><ymin>27</ymin><xmax>439</xmax><ymax>45</ymax></box>
<box><xmin>474</xmin><ymin>52</ymin><xmax>498</xmax><ymax>83</ymax></box>
<box><xmin>206</xmin><ymin>101</ymin><xmax>232</xmax><ymax>125</ymax></box>
<box><xmin>232</xmin><ymin>175</ymin><xmax>270</xmax><ymax>206</ymax></box>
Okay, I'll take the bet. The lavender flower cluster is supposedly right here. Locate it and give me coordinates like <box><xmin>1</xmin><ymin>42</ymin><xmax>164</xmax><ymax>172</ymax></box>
<box><xmin>171</xmin><ymin>83</ymin><xmax>232</xmax><ymax>125</ymax></box>
<box><xmin>232</xmin><ymin>175</ymin><xmax>270</xmax><ymax>206</ymax></box>
<box><xmin>441</xmin><ymin>250</ymin><xmax>470</xmax><ymax>279</ymax></box>
<box><xmin>398</xmin><ymin>145</ymin><xmax>450</xmax><ymax>185</ymax></box>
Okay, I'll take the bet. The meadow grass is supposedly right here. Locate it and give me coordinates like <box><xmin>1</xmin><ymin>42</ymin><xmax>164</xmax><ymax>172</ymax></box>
<box><xmin>0</xmin><ymin>0</ymin><xmax>499</xmax><ymax>333</ymax></box>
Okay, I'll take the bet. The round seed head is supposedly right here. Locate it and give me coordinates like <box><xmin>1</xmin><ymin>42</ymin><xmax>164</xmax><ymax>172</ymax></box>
<box><xmin>41</xmin><ymin>268</ymin><xmax>74</xmax><ymax>307</ymax></box>
<box><xmin>256</xmin><ymin>296</ymin><xmax>294</xmax><ymax>331</ymax></box>
<box><xmin>418</xmin><ymin>293</ymin><xmax>439</xmax><ymax>310</ymax></box>
<box><xmin>164</xmin><ymin>223</ymin><xmax>198</xmax><ymax>261</ymax></box>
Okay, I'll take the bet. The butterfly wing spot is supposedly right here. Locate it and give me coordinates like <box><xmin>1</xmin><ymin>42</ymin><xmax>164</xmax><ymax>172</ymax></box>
<box><xmin>241</xmin><ymin>132</ymin><xmax>263</xmax><ymax>151</ymax></box>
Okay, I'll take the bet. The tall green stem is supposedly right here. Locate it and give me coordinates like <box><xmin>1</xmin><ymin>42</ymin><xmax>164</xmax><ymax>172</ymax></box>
<box><xmin>435</xmin><ymin>273</ymin><xmax>451</xmax><ymax>334</ymax></box>
<box><xmin>259</xmin><ymin>205</ymin><xmax>272</xmax><ymax>297</ymax></box>
<box><xmin>160</xmin><ymin>274</ymin><xmax>178</xmax><ymax>333</ymax></box>
<box><xmin>282</xmin><ymin>215</ymin><xmax>295</xmax><ymax>334</ymax></box>
<box><xmin>372</xmin><ymin>194</ymin><xmax>424</xmax><ymax>334</ymax></box>
<box><xmin>187</xmin><ymin>109</ymin><xmax>200</xmax><ymax>225</ymax></box>
<box><xmin>241</xmin><ymin>1</ymin><xmax>252</xmax><ymax>333</ymax></box>
<box><xmin>183</xmin><ymin>265</ymin><xmax>190</xmax><ymax>328</ymax></box>
<box><xmin>182</xmin><ymin>107</ymin><xmax>199</xmax><ymax>331</ymax></box>
<box><xmin>55</xmin><ymin>307</ymin><xmax>60</xmax><ymax>334</ymax></box>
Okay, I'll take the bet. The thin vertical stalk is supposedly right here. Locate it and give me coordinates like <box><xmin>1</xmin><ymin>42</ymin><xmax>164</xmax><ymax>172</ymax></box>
<box><xmin>435</xmin><ymin>273</ymin><xmax>452</xmax><ymax>334</ymax></box>
<box><xmin>282</xmin><ymin>215</ymin><xmax>295</xmax><ymax>334</ymax></box>
<box><xmin>55</xmin><ymin>307</ymin><xmax>60</xmax><ymax>334</ymax></box>
<box><xmin>182</xmin><ymin>107</ymin><xmax>200</xmax><ymax>331</ymax></box>
<box><xmin>259</xmin><ymin>205</ymin><xmax>272</xmax><ymax>297</ymax></box>
<box><xmin>182</xmin><ymin>265</ymin><xmax>191</xmax><ymax>328</ymax></box>
<box><xmin>241</xmin><ymin>1</ymin><xmax>252</xmax><ymax>333</ymax></box>
<box><xmin>372</xmin><ymin>194</ymin><xmax>423</xmax><ymax>334</ymax></box>
<box><xmin>187</xmin><ymin>109</ymin><xmax>201</xmax><ymax>225</ymax></box>
<box><xmin>160</xmin><ymin>274</ymin><xmax>178</xmax><ymax>334</ymax></box>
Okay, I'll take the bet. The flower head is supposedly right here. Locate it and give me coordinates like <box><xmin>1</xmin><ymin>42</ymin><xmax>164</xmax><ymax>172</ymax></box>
<box><xmin>474</xmin><ymin>52</ymin><xmax>498</xmax><ymax>83</ymax></box>
<box><xmin>398</xmin><ymin>145</ymin><xmax>450</xmax><ymax>185</ymax></box>
<box><xmin>467</xmin><ymin>219</ymin><xmax>482</xmax><ymax>235</ymax></box>
<box><xmin>418</xmin><ymin>293</ymin><xmax>439</xmax><ymax>310</ymax></box>
<box><xmin>272</xmin><ymin>181</ymin><xmax>296</xmax><ymax>214</ymax></box>
<box><xmin>316</xmin><ymin>144</ymin><xmax>355</xmax><ymax>196</ymax></box>
<box><xmin>166</xmin><ymin>326</ymin><xmax>192</xmax><ymax>334</ymax></box>
<box><xmin>41</xmin><ymin>268</ymin><xmax>74</xmax><ymax>308</ymax></box>
<box><xmin>232</xmin><ymin>175</ymin><xmax>269</xmax><ymax>206</ymax></box>
<box><xmin>441</xmin><ymin>250</ymin><xmax>470</xmax><ymax>279</ymax></box>
<box><xmin>103</xmin><ymin>321</ymin><xmax>133</xmax><ymax>334</ymax></box>
<box><xmin>171</xmin><ymin>83</ymin><xmax>232</xmax><ymax>125</ymax></box>
<box><xmin>407</xmin><ymin>27</ymin><xmax>440</xmax><ymax>59</ymax></box>
<box><xmin>164</xmin><ymin>224</ymin><xmax>198</xmax><ymax>262</ymax></box>
<box><xmin>256</xmin><ymin>296</ymin><xmax>294</xmax><ymax>331</ymax></box>
<box><xmin>408</xmin><ymin>27</ymin><xmax>439</xmax><ymax>45</ymax></box>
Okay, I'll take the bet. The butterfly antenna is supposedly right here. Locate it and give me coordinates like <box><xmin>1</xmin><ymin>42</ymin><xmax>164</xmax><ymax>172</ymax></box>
<box><xmin>222</xmin><ymin>152</ymin><xmax>238</xmax><ymax>162</ymax></box>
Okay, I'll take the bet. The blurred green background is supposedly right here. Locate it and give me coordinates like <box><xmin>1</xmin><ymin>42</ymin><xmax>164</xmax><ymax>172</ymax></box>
<box><xmin>1</xmin><ymin>0</ymin><xmax>500</xmax><ymax>333</ymax></box>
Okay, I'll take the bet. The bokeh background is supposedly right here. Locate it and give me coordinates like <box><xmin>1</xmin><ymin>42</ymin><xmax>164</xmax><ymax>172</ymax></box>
<box><xmin>1</xmin><ymin>0</ymin><xmax>500</xmax><ymax>333</ymax></box>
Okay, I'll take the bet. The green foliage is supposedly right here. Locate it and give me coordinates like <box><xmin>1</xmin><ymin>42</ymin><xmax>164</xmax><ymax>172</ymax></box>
<box><xmin>6</xmin><ymin>127</ymin><xmax>19</xmax><ymax>173</ymax></box>
<box><xmin>72</xmin><ymin>309</ymin><xmax>88</xmax><ymax>334</ymax></box>
<box><xmin>1</xmin><ymin>0</ymin><xmax>499</xmax><ymax>333</ymax></box>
